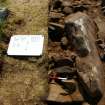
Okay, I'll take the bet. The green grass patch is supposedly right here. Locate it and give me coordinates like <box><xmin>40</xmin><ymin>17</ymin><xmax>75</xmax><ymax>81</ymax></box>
<box><xmin>0</xmin><ymin>21</ymin><xmax>5</xmax><ymax>38</ymax></box>
<box><xmin>0</xmin><ymin>20</ymin><xmax>6</xmax><ymax>41</ymax></box>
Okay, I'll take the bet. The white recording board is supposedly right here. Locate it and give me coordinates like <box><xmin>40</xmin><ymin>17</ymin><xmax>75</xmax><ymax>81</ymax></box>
<box><xmin>7</xmin><ymin>35</ymin><xmax>44</xmax><ymax>56</ymax></box>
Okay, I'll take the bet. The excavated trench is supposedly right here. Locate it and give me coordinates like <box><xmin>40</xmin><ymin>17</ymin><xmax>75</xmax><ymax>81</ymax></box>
<box><xmin>47</xmin><ymin>0</ymin><xmax>105</xmax><ymax>105</ymax></box>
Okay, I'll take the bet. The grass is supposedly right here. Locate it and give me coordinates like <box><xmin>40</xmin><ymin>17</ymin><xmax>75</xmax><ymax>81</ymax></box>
<box><xmin>0</xmin><ymin>20</ymin><xmax>7</xmax><ymax>41</ymax></box>
<box><xmin>0</xmin><ymin>0</ymin><xmax>48</xmax><ymax>105</ymax></box>
<box><xmin>0</xmin><ymin>0</ymin><xmax>8</xmax><ymax>6</ymax></box>
<box><xmin>6</xmin><ymin>0</ymin><xmax>48</xmax><ymax>35</ymax></box>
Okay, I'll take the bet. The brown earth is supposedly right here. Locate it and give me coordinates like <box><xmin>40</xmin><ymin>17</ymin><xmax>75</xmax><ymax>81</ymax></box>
<box><xmin>48</xmin><ymin>0</ymin><xmax>105</xmax><ymax>105</ymax></box>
